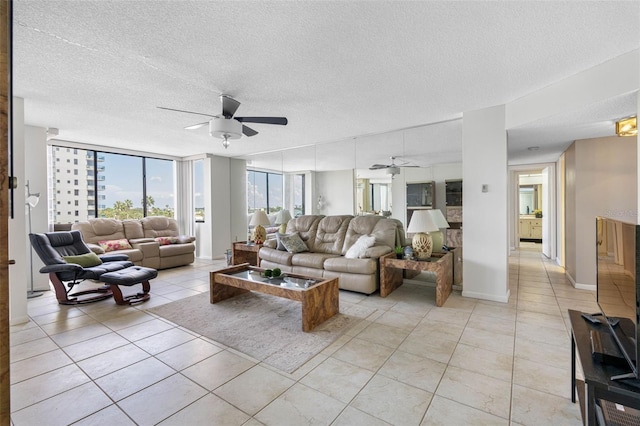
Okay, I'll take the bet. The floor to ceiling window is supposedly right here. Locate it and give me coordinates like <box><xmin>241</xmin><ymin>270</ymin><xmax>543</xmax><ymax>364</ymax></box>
<box><xmin>247</xmin><ymin>170</ymin><xmax>283</xmax><ymax>214</ymax></box>
<box><xmin>49</xmin><ymin>145</ymin><xmax>175</xmax><ymax>224</ymax></box>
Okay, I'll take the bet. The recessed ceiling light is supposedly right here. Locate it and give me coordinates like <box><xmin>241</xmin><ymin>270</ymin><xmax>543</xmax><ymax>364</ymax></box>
<box><xmin>527</xmin><ymin>146</ymin><xmax>540</xmax><ymax>151</ymax></box>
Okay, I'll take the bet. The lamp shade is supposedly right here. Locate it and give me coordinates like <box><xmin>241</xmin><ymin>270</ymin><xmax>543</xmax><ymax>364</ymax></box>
<box><xmin>249</xmin><ymin>210</ymin><xmax>271</xmax><ymax>227</ymax></box>
<box><xmin>275</xmin><ymin>209</ymin><xmax>292</xmax><ymax>225</ymax></box>
<box><xmin>428</xmin><ymin>209</ymin><xmax>449</xmax><ymax>229</ymax></box>
<box><xmin>407</xmin><ymin>210</ymin><xmax>439</xmax><ymax>234</ymax></box>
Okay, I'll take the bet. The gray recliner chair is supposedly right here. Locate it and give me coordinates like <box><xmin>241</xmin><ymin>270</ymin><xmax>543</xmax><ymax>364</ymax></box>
<box><xmin>29</xmin><ymin>230</ymin><xmax>134</xmax><ymax>305</ymax></box>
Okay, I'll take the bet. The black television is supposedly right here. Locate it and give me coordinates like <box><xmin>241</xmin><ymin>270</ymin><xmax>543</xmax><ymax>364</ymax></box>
<box><xmin>596</xmin><ymin>216</ymin><xmax>640</xmax><ymax>380</ymax></box>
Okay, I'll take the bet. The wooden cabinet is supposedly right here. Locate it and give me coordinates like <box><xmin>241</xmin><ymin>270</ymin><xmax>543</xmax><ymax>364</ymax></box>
<box><xmin>445</xmin><ymin>179</ymin><xmax>462</xmax><ymax>247</ymax></box>
<box><xmin>519</xmin><ymin>218</ymin><xmax>542</xmax><ymax>240</ymax></box>
<box><xmin>232</xmin><ymin>241</ymin><xmax>262</xmax><ymax>266</ymax></box>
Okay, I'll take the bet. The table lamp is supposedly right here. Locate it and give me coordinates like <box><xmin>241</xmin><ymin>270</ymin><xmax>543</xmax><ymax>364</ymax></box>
<box><xmin>275</xmin><ymin>209</ymin><xmax>292</xmax><ymax>234</ymax></box>
<box><xmin>428</xmin><ymin>209</ymin><xmax>450</xmax><ymax>253</ymax></box>
<box><xmin>406</xmin><ymin>210</ymin><xmax>439</xmax><ymax>260</ymax></box>
<box><xmin>249</xmin><ymin>210</ymin><xmax>271</xmax><ymax>244</ymax></box>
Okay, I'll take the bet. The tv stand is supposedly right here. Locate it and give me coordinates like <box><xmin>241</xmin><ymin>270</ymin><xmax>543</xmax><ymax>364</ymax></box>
<box><xmin>569</xmin><ymin>310</ymin><xmax>640</xmax><ymax>425</ymax></box>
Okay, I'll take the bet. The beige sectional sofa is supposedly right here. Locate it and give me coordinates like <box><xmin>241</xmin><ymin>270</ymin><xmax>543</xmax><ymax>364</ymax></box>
<box><xmin>71</xmin><ymin>216</ymin><xmax>195</xmax><ymax>269</ymax></box>
<box><xmin>259</xmin><ymin>214</ymin><xmax>404</xmax><ymax>294</ymax></box>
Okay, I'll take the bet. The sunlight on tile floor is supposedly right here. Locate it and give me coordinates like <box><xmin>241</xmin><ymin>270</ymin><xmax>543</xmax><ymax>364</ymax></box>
<box><xmin>9</xmin><ymin>245</ymin><xmax>587</xmax><ymax>425</ymax></box>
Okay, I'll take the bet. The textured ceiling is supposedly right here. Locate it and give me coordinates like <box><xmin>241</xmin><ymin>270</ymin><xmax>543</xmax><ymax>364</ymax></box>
<box><xmin>12</xmin><ymin>1</ymin><xmax>640</xmax><ymax>170</ymax></box>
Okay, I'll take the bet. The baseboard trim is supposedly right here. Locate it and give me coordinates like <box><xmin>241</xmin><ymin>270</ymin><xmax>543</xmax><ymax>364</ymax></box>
<box><xmin>462</xmin><ymin>288</ymin><xmax>510</xmax><ymax>303</ymax></box>
<box><xmin>10</xmin><ymin>315</ymin><xmax>30</xmax><ymax>326</ymax></box>
<box><xmin>566</xmin><ymin>272</ymin><xmax>595</xmax><ymax>291</ymax></box>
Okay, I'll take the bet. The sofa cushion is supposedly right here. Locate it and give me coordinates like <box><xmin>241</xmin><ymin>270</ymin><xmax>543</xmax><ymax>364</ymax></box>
<box><xmin>343</xmin><ymin>216</ymin><xmax>397</xmax><ymax>254</ymax></box>
<box><xmin>259</xmin><ymin>247</ymin><xmax>295</xmax><ymax>266</ymax></box>
<box><xmin>155</xmin><ymin>236</ymin><xmax>179</xmax><ymax>245</ymax></box>
<box><xmin>275</xmin><ymin>231</ymin><xmax>295</xmax><ymax>251</ymax></box>
<box><xmin>72</xmin><ymin>218</ymin><xmax>126</xmax><ymax>243</ymax></box>
<box><xmin>285</xmin><ymin>215</ymin><xmax>323</xmax><ymax>249</ymax></box>
<box><xmin>63</xmin><ymin>252</ymin><xmax>103</xmax><ymax>267</ymax></box>
<box><xmin>312</xmin><ymin>215</ymin><xmax>353</xmax><ymax>254</ymax></box>
<box><xmin>323</xmin><ymin>256</ymin><xmax>378</xmax><ymax>275</ymax></box>
<box><xmin>279</xmin><ymin>233</ymin><xmax>309</xmax><ymax>253</ymax></box>
<box><xmin>345</xmin><ymin>234</ymin><xmax>376</xmax><ymax>259</ymax></box>
<box><xmin>98</xmin><ymin>238</ymin><xmax>133</xmax><ymax>252</ymax></box>
<box><xmin>291</xmin><ymin>252</ymin><xmax>340</xmax><ymax>269</ymax></box>
<box><xmin>123</xmin><ymin>219</ymin><xmax>144</xmax><ymax>240</ymax></box>
<box><xmin>141</xmin><ymin>216</ymin><xmax>180</xmax><ymax>238</ymax></box>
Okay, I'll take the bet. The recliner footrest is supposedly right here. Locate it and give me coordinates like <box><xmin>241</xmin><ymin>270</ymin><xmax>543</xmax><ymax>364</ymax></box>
<box><xmin>99</xmin><ymin>266</ymin><xmax>157</xmax><ymax>305</ymax></box>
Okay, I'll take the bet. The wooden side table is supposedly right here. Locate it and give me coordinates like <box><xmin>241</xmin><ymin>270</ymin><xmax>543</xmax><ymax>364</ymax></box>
<box><xmin>433</xmin><ymin>246</ymin><xmax>462</xmax><ymax>288</ymax></box>
<box><xmin>232</xmin><ymin>241</ymin><xmax>262</xmax><ymax>266</ymax></box>
<box><xmin>380</xmin><ymin>251</ymin><xmax>453</xmax><ymax>306</ymax></box>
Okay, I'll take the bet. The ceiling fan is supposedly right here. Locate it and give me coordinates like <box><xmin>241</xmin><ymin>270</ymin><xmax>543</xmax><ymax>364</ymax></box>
<box><xmin>369</xmin><ymin>156</ymin><xmax>419</xmax><ymax>176</ymax></box>
<box><xmin>158</xmin><ymin>95</ymin><xmax>288</xmax><ymax>149</ymax></box>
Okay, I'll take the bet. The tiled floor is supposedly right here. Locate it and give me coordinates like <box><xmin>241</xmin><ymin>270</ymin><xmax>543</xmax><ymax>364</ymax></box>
<box><xmin>10</xmin><ymin>244</ymin><xmax>588</xmax><ymax>425</ymax></box>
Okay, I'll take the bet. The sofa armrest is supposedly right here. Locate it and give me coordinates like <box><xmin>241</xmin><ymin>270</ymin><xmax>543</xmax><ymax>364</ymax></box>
<box><xmin>99</xmin><ymin>253</ymin><xmax>130</xmax><ymax>262</ymax></box>
<box><xmin>87</xmin><ymin>243</ymin><xmax>105</xmax><ymax>255</ymax></box>
<box><xmin>177</xmin><ymin>235</ymin><xmax>195</xmax><ymax>243</ymax></box>
<box><xmin>363</xmin><ymin>245</ymin><xmax>393</xmax><ymax>259</ymax></box>
<box><xmin>40</xmin><ymin>263</ymin><xmax>82</xmax><ymax>274</ymax></box>
<box><xmin>131</xmin><ymin>241</ymin><xmax>160</xmax><ymax>258</ymax></box>
<box><xmin>263</xmin><ymin>239</ymin><xmax>277</xmax><ymax>249</ymax></box>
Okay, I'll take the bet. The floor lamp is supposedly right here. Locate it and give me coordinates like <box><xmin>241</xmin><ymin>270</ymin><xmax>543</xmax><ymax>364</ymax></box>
<box><xmin>26</xmin><ymin>181</ymin><xmax>43</xmax><ymax>298</ymax></box>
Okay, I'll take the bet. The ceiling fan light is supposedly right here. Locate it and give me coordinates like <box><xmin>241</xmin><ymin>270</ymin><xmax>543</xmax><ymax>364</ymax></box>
<box><xmin>386</xmin><ymin>166</ymin><xmax>400</xmax><ymax>176</ymax></box>
<box><xmin>209</xmin><ymin>117</ymin><xmax>242</xmax><ymax>140</ymax></box>
<box><xmin>616</xmin><ymin>116</ymin><xmax>637</xmax><ymax>137</ymax></box>
<box><xmin>221</xmin><ymin>136</ymin><xmax>230</xmax><ymax>149</ymax></box>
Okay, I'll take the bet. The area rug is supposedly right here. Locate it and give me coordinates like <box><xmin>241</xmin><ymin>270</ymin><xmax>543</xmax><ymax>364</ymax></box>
<box><xmin>147</xmin><ymin>292</ymin><xmax>364</xmax><ymax>373</ymax></box>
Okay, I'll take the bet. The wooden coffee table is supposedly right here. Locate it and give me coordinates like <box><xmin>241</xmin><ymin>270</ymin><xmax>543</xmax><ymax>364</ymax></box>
<box><xmin>210</xmin><ymin>263</ymin><xmax>339</xmax><ymax>332</ymax></box>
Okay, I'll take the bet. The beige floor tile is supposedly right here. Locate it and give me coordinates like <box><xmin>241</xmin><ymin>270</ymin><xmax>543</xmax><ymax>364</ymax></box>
<box><xmin>516</xmin><ymin>310</ymin><xmax>565</xmax><ymax>330</ymax></box>
<box><xmin>9</xmin><ymin>326</ymin><xmax>47</xmax><ymax>347</ymax></box>
<box><xmin>117</xmin><ymin>374</ymin><xmax>208</xmax><ymax>425</ymax></box>
<box><xmin>30</xmin><ymin>308</ymin><xmax>86</xmax><ymax>326</ymax></box>
<box><xmin>50</xmin><ymin>323</ymin><xmax>112</xmax><ymax>347</ymax></box>
<box><xmin>459</xmin><ymin>326</ymin><xmax>514</xmax><ymax>355</ymax></box>
<box><xmin>214</xmin><ymin>365</ymin><xmax>295</xmax><ymax>416</ymax></box>
<box><xmin>77</xmin><ymin>343</ymin><xmax>150</xmax><ymax>379</ymax></box>
<box><xmin>378</xmin><ymin>350</ymin><xmax>446</xmax><ymax>392</ymax></box>
<box><xmin>472</xmin><ymin>302</ymin><xmax>517</xmax><ymax>321</ymax></box>
<box><xmin>95</xmin><ymin>357</ymin><xmax>176</xmax><ymax>401</ymax></box>
<box><xmin>411</xmin><ymin>318</ymin><xmax>465</xmax><ymax>341</ymax></box>
<box><xmin>181</xmin><ymin>350</ymin><xmax>256</xmax><ymax>390</ymax></box>
<box><xmin>63</xmin><ymin>332</ymin><xmax>129</xmax><ymax>362</ymax></box>
<box><xmin>10</xmin><ymin>337</ymin><xmax>58</xmax><ymax>363</ymax></box>
<box><xmin>466</xmin><ymin>313</ymin><xmax>516</xmax><ymax>336</ymax></box>
<box><xmin>513</xmin><ymin>357</ymin><xmax>571</xmax><ymax>399</ymax></box>
<box><xmin>373</xmin><ymin>310</ymin><xmax>423</xmax><ymax>331</ymax></box>
<box><xmin>436</xmin><ymin>365</ymin><xmax>511</xmax><ymax>419</ymax></box>
<box><xmin>155</xmin><ymin>337</ymin><xmax>224</xmax><ymax>370</ymax></box>
<box><xmin>332</xmin><ymin>406</ymin><xmax>392</xmax><ymax>426</ymax></box>
<box><xmin>518</xmin><ymin>292</ymin><xmax>559</xmax><ymax>305</ymax></box>
<box><xmin>99</xmin><ymin>309</ymin><xmax>156</xmax><ymax>331</ymax></box>
<box><xmin>399</xmin><ymin>333</ymin><xmax>457</xmax><ymax>364</ymax></box>
<box><xmin>449</xmin><ymin>343</ymin><xmax>513</xmax><ymax>382</ymax></box>
<box><xmin>10</xmin><ymin>349</ymin><xmax>73</xmax><ymax>385</ymax></box>
<box><xmin>422</xmin><ymin>395</ymin><xmax>509</xmax><ymax>425</ymax></box>
<box><xmin>517</xmin><ymin>300</ymin><xmax>562</xmax><ymax>316</ymax></box>
<box><xmin>425</xmin><ymin>307</ymin><xmax>472</xmax><ymax>326</ymax></box>
<box><xmin>158</xmin><ymin>393</ymin><xmax>250</xmax><ymax>425</ymax></box>
<box><xmin>511</xmin><ymin>384</ymin><xmax>582</xmax><ymax>426</ymax></box>
<box><xmin>134</xmin><ymin>327</ymin><xmax>196</xmax><ymax>355</ymax></box>
<box><xmin>255</xmin><ymin>383</ymin><xmax>345</xmax><ymax>425</ymax></box>
<box><xmin>389</xmin><ymin>300</ymin><xmax>433</xmax><ymax>317</ymax></box>
<box><xmin>515</xmin><ymin>336</ymin><xmax>570</xmax><ymax>370</ymax></box>
<box><xmin>39</xmin><ymin>314</ymin><xmax>98</xmax><ymax>336</ymax></box>
<box><xmin>332</xmin><ymin>337</ymin><xmax>395</xmax><ymax>371</ymax></box>
<box><xmin>10</xmin><ymin>363</ymin><xmax>90</xmax><ymax>412</ymax></box>
<box><xmin>116</xmin><ymin>318</ymin><xmax>175</xmax><ymax>341</ymax></box>
<box><xmin>10</xmin><ymin>382</ymin><xmax>111</xmax><ymax>426</ymax></box>
<box><xmin>355</xmin><ymin>322</ymin><xmax>410</xmax><ymax>348</ymax></box>
<box><xmin>300</xmin><ymin>357</ymin><xmax>374</xmax><ymax>403</ymax></box>
<box><xmin>73</xmin><ymin>404</ymin><xmax>136</xmax><ymax>425</ymax></box>
<box><xmin>515</xmin><ymin>321</ymin><xmax>569</xmax><ymax>347</ymax></box>
<box><xmin>150</xmin><ymin>283</ymin><xmax>185</xmax><ymax>295</ymax></box>
<box><xmin>351</xmin><ymin>374</ymin><xmax>432</xmax><ymax>425</ymax></box>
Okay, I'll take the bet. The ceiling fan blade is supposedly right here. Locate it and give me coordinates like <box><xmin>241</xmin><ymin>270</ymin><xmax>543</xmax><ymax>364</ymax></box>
<box><xmin>369</xmin><ymin>164</ymin><xmax>389</xmax><ymax>170</ymax></box>
<box><xmin>157</xmin><ymin>106</ymin><xmax>216</xmax><ymax>118</ymax></box>
<box><xmin>235</xmin><ymin>117</ymin><xmax>288</xmax><ymax>125</ymax></box>
<box><xmin>399</xmin><ymin>164</ymin><xmax>420</xmax><ymax>168</ymax></box>
<box><xmin>221</xmin><ymin>95</ymin><xmax>241</xmax><ymax>118</ymax></box>
<box><xmin>242</xmin><ymin>125</ymin><xmax>258</xmax><ymax>137</ymax></box>
<box><xmin>184</xmin><ymin>122</ymin><xmax>208</xmax><ymax>130</ymax></box>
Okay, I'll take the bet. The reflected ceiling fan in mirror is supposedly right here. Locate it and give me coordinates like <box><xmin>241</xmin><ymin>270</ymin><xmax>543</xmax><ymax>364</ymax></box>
<box><xmin>369</xmin><ymin>156</ymin><xmax>419</xmax><ymax>177</ymax></box>
<box><xmin>158</xmin><ymin>94</ymin><xmax>288</xmax><ymax>148</ymax></box>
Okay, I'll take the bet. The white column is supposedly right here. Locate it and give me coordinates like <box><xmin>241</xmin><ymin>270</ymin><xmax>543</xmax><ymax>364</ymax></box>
<box><xmin>462</xmin><ymin>105</ymin><xmax>509</xmax><ymax>303</ymax></box>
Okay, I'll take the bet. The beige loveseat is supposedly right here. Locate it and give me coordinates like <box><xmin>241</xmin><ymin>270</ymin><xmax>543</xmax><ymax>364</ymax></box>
<box><xmin>71</xmin><ymin>216</ymin><xmax>195</xmax><ymax>269</ymax></box>
<box><xmin>259</xmin><ymin>214</ymin><xmax>404</xmax><ymax>294</ymax></box>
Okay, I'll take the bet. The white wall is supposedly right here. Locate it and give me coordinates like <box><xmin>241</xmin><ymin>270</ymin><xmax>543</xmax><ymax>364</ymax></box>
<box><xmin>9</xmin><ymin>98</ymin><xmax>28</xmax><ymax>324</ymax></box>
<box><xmin>565</xmin><ymin>136</ymin><xmax>637</xmax><ymax>289</ymax></box>
<box><xmin>229</xmin><ymin>158</ymin><xmax>247</xmax><ymax>243</ymax></box>
<box><xmin>315</xmin><ymin>170</ymin><xmax>355</xmax><ymax>215</ymax></box>
<box><xmin>462</xmin><ymin>105</ymin><xmax>509</xmax><ymax>303</ymax></box>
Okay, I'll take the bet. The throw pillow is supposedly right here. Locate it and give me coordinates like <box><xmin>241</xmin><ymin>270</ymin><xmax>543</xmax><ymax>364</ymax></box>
<box><xmin>345</xmin><ymin>234</ymin><xmax>377</xmax><ymax>259</ymax></box>
<box><xmin>279</xmin><ymin>232</ymin><xmax>309</xmax><ymax>253</ymax></box>
<box><xmin>98</xmin><ymin>238</ymin><xmax>133</xmax><ymax>252</ymax></box>
<box><xmin>275</xmin><ymin>232</ymin><xmax>298</xmax><ymax>251</ymax></box>
<box><xmin>155</xmin><ymin>236</ymin><xmax>179</xmax><ymax>245</ymax></box>
<box><xmin>63</xmin><ymin>252</ymin><xmax>103</xmax><ymax>267</ymax></box>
